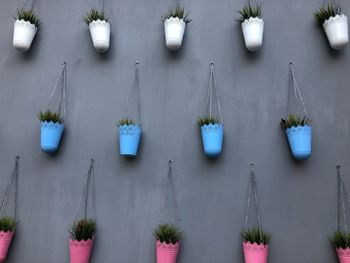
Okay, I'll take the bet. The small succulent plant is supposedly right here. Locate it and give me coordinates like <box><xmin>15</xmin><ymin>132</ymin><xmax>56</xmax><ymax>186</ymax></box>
<box><xmin>37</xmin><ymin>110</ymin><xmax>62</xmax><ymax>124</ymax></box>
<box><xmin>118</xmin><ymin>118</ymin><xmax>135</xmax><ymax>126</ymax></box>
<box><xmin>162</xmin><ymin>4</ymin><xmax>192</xmax><ymax>23</ymax></box>
<box><xmin>242</xmin><ymin>228</ymin><xmax>271</xmax><ymax>245</ymax></box>
<box><xmin>237</xmin><ymin>1</ymin><xmax>262</xmax><ymax>23</ymax></box>
<box><xmin>280</xmin><ymin>114</ymin><xmax>311</xmax><ymax>129</ymax></box>
<box><xmin>198</xmin><ymin>115</ymin><xmax>221</xmax><ymax>126</ymax></box>
<box><xmin>154</xmin><ymin>224</ymin><xmax>181</xmax><ymax>244</ymax></box>
<box><xmin>16</xmin><ymin>9</ymin><xmax>40</xmax><ymax>27</ymax></box>
<box><xmin>69</xmin><ymin>218</ymin><xmax>96</xmax><ymax>241</ymax></box>
<box><xmin>330</xmin><ymin>231</ymin><xmax>350</xmax><ymax>249</ymax></box>
<box><xmin>314</xmin><ymin>3</ymin><xmax>343</xmax><ymax>25</ymax></box>
<box><xmin>83</xmin><ymin>8</ymin><xmax>109</xmax><ymax>25</ymax></box>
<box><xmin>0</xmin><ymin>216</ymin><xmax>17</xmax><ymax>232</ymax></box>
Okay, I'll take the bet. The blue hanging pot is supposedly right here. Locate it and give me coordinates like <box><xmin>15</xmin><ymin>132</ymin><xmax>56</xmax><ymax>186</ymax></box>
<box><xmin>201</xmin><ymin>124</ymin><xmax>224</xmax><ymax>157</ymax></box>
<box><xmin>40</xmin><ymin>121</ymin><xmax>64</xmax><ymax>153</ymax></box>
<box><xmin>119</xmin><ymin>124</ymin><xmax>142</xmax><ymax>157</ymax></box>
<box><xmin>285</xmin><ymin>125</ymin><xmax>312</xmax><ymax>160</ymax></box>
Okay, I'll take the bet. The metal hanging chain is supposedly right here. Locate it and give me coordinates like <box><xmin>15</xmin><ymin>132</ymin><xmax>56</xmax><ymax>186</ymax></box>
<box><xmin>48</xmin><ymin>62</ymin><xmax>67</xmax><ymax>120</ymax></box>
<box><xmin>22</xmin><ymin>0</ymin><xmax>35</xmax><ymax>10</ymax></box>
<box><xmin>98</xmin><ymin>0</ymin><xmax>105</xmax><ymax>12</ymax></box>
<box><xmin>161</xmin><ymin>160</ymin><xmax>181</xmax><ymax>225</ymax></box>
<box><xmin>287</xmin><ymin>62</ymin><xmax>308</xmax><ymax>116</ymax></box>
<box><xmin>207</xmin><ymin>62</ymin><xmax>223</xmax><ymax>123</ymax></box>
<box><xmin>75</xmin><ymin>159</ymin><xmax>96</xmax><ymax>221</ymax></box>
<box><xmin>337</xmin><ymin>165</ymin><xmax>349</xmax><ymax>232</ymax></box>
<box><xmin>122</xmin><ymin>62</ymin><xmax>141</xmax><ymax>125</ymax></box>
<box><xmin>244</xmin><ymin>163</ymin><xmax>262</xmax><ymax>239</ymax></box>
<box><xmin>0</xmin><ymin>156</ymin><xmax>19</xmax><ymax>220</ymax></box>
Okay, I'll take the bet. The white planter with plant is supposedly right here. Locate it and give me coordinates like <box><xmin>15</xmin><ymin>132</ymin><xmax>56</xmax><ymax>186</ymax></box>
<box><xmin>238</xmin><ymin>2</ymin><xmax>264</xmax><ymax>51</ymax></box>
<box><xmin>84</xmin><ymin>9</ymin><xmax>111</xmax><ymax>52</ymax></box>
<box><xmin>163</xmin><ymin>5</ymin><xmax>191</xmax><ymax>51</ymax></box>
<box><xmin>314</xmin><ymin>4</ymin><xmax>348</xmax><ymax>49</ymax></box>
<box><xmin>13</xmin><ymin>9</ymin><xmax>40</xmax><ymax>51</ymax></box>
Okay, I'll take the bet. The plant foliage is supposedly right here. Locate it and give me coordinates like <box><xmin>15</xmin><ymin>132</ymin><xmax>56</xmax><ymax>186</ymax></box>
<box><xmin>280</xmin><ymin>114</ymin><xmax>311</xmax><ymax>129</ymax></box>
<box><xmin>16</xmin><ymin>9</ymin><xmax>40</xmax><ymax>27</ymax></box>
<box><xmin>37</xmin><ymin>110</ymin><xmax>62</xmax><ymax>124</ymax></box>
<box><xmin>69</xmin><ymin>218</ymin><xmax>96</xmax><ymax>241</ymax></box>
<box><xmin>314</xmin><ymin>3</ymin><xmax>343</xmax><ymax>24</ymax></box>
<box><xmin>242</xmin><ymin>228</ymin><xmax>271</xmax><ymax>245</ymax></box>
<box><xmin>331</xmin><ymin>231</ymin><xmax>350</xmax><ymax>249</ymax></box>
<box><xmin>83</xmin><ymin>8</ymin><xmax>109</xmax><ymax>25</ymax></box>
<box><xmin>198</xmin><ymin>115</ymin><xmax>221</xmax><ymax>126</ymax></box>
<box><xmin>237</xmin><ymin>1</ymin><xmax>262</xmax><ymax>23</ymax></box>
<box><xmin>162</xmin><ymin>4</ymin><xmax>192</xmax><ymax>24</ymax></box>
<box><xmin>154</xmin><ymin>224</ymin><xmax>181</xmax><ymax>244</ymax></box>
<box><xmin>118</xmin><ymin>118</ymin><xmax>135</xmax><ymax>126</ymax></box>
<box><xmin>0</xmin><ymin>216</ymin><xmax>17</xmax><ymax>232</ymax></box>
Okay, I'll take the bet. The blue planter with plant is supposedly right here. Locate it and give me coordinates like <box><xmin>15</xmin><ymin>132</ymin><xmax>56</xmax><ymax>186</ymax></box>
<box><xmin>281</xmin><ymin>115</ymin><xmax>312</xmax><ymax>160</ymax></box>
<box><xmin>38</xmin><ymin>110</ymin><xmax>64</xmax><ymax>153</ymax></box>
<box><xmin>199</xmin><ymin>116</ymin><xmax>223</xmax><ymax>157</ymax></box>
<box><xmin>118</xmin><ymin>119</ymin><xmax>141</xmax><ymax>157</ymax></box>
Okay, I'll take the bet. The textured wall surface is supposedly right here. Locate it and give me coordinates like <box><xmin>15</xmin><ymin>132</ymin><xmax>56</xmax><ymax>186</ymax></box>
<box><xmin>0</xmin><ymin>0</ymin><xmax>349</xmax><ymax>262</ymax></box>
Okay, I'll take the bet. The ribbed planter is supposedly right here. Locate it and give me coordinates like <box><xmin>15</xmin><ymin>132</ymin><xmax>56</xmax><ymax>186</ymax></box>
<box><xmin>323</xmin><ymin>14</ymin><xmax>349</xmax><ymax>49</ymax></box>
<box><xmin>40</xmin><ymin>121</ymin><xmax>64</xmax><ymax>153</ymax></box>
<box><xmin>243</xmin><ymin>242</ymin><xmax>269</xmax><ymax>263</ymax></box>
<box><xmin>200</xmin><ymin>123</ymin><xmax>224</xmax><ymax>157</ymax></box>
<box><xmin>13</xmin><ymin>19</ymin><xmax>37</xmax><ymax>51</ymax></box>
<box><xmin>89</xmin><ymin>20</ymin><xmax>111</xmax><ymax>52</ymax></box>
<box><xmin>70</xmin><ymin>238</ymin><xmax>94</xmax><ymax>263</ymax></box>
<box><xmin>0</xmin><ymin>231</ymin><xmax>14</xmax><ymax>262</ymax></box>
<box><xmin>164</xmin><ymin>17</ymin><xmax>186</xmax><ymax>50</ymax></box>
<box><xmin>118</xmin><ymin>124</ymin><xmax>142</xmax><ymax>157</ymax></box>
<box><xmin>337</xmin><ymin>247</ymin><xmax>350</xmax><ymax>263</ymax></box>
<box><xmin>241</xmin><ymin>17</ymin><xmax>264</xmax><ymax>51</ymax></box>
<box><xmin>156</xmin><ymin>240</ymin><xmax>180</xmax><ymax>263</ymax></box>
<box><xmin>285</xmin><ymin>125</ymin><xmax>312</xmax><ymax>160</ymax></box>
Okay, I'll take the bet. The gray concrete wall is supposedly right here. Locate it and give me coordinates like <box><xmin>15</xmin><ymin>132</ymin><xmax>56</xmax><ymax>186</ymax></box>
<box><xmin>0</xmin><ymin>0</ymin><xmax>348</xmax><ymax>262</ymax></box>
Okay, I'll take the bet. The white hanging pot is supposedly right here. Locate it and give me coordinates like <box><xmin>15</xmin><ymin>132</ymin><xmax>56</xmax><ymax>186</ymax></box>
<box><xmin>164</xmin><ymin>17</ymin><xmax>186</xmax><ymax>50</ymax></box>
<box><xmin>89</xmin><ymin>19</ymin><xmax>111</xmax><ymax>52</ymax></box>
<box><xmin>323</xmin><ymin>14</ymin><xmax>349</xmax><ymax>50</ymax></box>
<box><xmin>13</xmin><ymin>19</ymin><xmax>37</xmax><ymax>51</ymax></box>
<box><xmin>241</xmin><ymin>17</ymin><xmax>264</xmax><ymax>51</ymax></box>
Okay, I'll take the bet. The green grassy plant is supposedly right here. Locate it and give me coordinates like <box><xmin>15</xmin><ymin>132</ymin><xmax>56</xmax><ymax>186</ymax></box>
<box><xmin>37</xmin><ymin>110</ymin><xmax>62</xmax><ymax>124</ymax></box>
<box><xmin>198</xmin><ymin>115</ymin><xmax>221</xmax><ymax>126</ymax></box>
<box><xmin>0</xmin><ymin>216</ymin><xmax>17</xmax><ymax>232</ymax></box>
<box><xmin>16</xmin><ymin>9</ymin><xmax>40</xmax><ymax>27</ymax></box>
<box><xmin>154</xmin><ymin>224</ymin><xmax>181</xmax><ymax>244</ymax></box>
<box><xmin>118</xmin><ymin>118</ymin><xmax>135</xmax><ymax>126</ymax></box>
<box><xmin>331</xmin><ymin>231</ymin><xmax>350</xmax><ymax>249</ymax></box>
<box><xmin>69</xmin><ymin>218</ymin><xmax>96</xmax><ymax>241</ymax></box>
<box><xmin>242</xmin><ymin>228</ymin><xmax>271</xmax><ymax>245</ymax></box>
<box><xmin>280</xmin><ymin>114</ymin><xmax>311</xmax><ymax>129</ymax></box>
<box><xmin>83</xmin><ymin>8</ymin><xmax>109</xmax><ymax>25</ymax></box>
<box><xmin>237</xmin><ymin>1</ymin><xmax>262</xmax><ymax>23</ymax></box>
<box><xmin>162</xmin><ymin>4</ymin><xmax>192</xmax><ymax>23</ymax></box>
<box><xmin>314</xmin><ymin>4</ymin><xmax>343</xmax><ymax>24</ymax></box>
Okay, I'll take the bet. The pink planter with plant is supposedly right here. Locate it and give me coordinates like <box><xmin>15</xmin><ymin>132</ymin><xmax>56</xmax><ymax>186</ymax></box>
<box><xmin>70</xmin><ymin>238</ymin><xmax>94</xmax><ymax>263</ymax></box>
<box><xmin>243</xmin><ymin>242</ymin><xmax>269</xmax><ymax>263</ymax></box>
<box><xmin>156</xmin><ymin>240</ymin><xmax>180</xmax><ymax>263</ymax></box>
<box><xmin>0</xmin><ymin>231</ymin><xmax>14</xmax><ymax>262</ymax></box>
<box><xmin>337</xmin><ymin>248</ymin><xmax>350</xmax><ymax>263</ymax></box>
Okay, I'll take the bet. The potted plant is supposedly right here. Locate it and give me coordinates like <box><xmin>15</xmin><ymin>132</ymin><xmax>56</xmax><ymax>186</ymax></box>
<box><xmin>69</xmin><ymin>218</ymin><xmax>96</xmax><ymax>263</ymax></box>
<box><xmin>280</xmin><ymin>114</ymin><xmax>312</xmax><ymax>160</ymax></box>
<box><xmin>237</xmin><ymin>1</ymin><xmax>263</xmax><ymax>51</ymax></box>
<box><xmin>314</xmin><ymin>3</ymin><xmax>348</xmax><ymax>49</ymax></box>
<box><xmin>0</xmin><ymin>216</ymin><xmax>17</xmax><ymax>262</ymax></box>
<box><xmin>37</xmin><ymin>110</ymin><xmax>64</xmax><ymax>153</ymax></box>
<box><xmin>331</xmin><ymin>231</ymin><xmax>350</xmax><ymax>263</ymax></box>
<box><xmin>242</xmin><ymin>228</ymin><xmax>271</xmax><ymax>263</ymax></box>
<box><xmin>162</xmin><ymin>5</ymin><xmax>191</xmax><ymax>51</ymax></box>
<box><xmin>13</xmin><ymin>9</ymin><xmax>40</xmax><ymax>51</ymax></box>
<box><xmin>118</xmin><ymin>118</ymin><xmax>141</xmax><ymax>157</ymax></box>
<box><xmin>198</xmin><ymin>115</ymin><xmax>223</xmax><ymax>157</ymax></box>
<box><xmin>154</xmin><ymin>224</ymin><xmax>181</xmax><ymax>263</ymax></box>
<box><xmin>84</xmin><ymin>8</ymin><xmax>110</xmax><ymax>52</ymax></box>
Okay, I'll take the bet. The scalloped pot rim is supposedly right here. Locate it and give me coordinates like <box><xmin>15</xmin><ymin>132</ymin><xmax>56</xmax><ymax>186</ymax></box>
<box><xmin>324</xmin><ymin>14</ymin><xmax>348</xmax><ymax>26</ymax></box>
<box><xmin>41</xmin><ymin>121</ymin><xmax>64</xmax><ymax>126</ymax></box>
<box><xmin>242</xmin><ymin>17</ymin><xmax>264</xmax><ymax>25</ymax></box>
<box><xmin>200</xmin><ymin>123</ymin><xmax>224</xmax><ymax>128</ymax></box>
<box><xmin>164</xmin><ymin>17</ymin><xmax>186</xmax><ymax>24</ymax></box>
<box><xmin>89</xmin><ymin>19</ymin><xmax>111</xmax><ymax>27</ymax></box>
<box><xmin>285</xmin><ymin>124</ymin><xmax>312</xmax><ymax>130</ymax></box>
<box><xmin>243</xmin><ymin>241</ymin><xmax>269</xmax><ymax>249</ymax></box>
<box><xmin>15</xmin><ymin>19</ymin><xmax>37</xmax><ymax>29</ymax></box>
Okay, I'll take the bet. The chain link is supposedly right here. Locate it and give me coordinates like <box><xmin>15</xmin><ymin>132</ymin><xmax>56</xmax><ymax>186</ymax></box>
<box><xmin>207</xmin><ymin>62</ymin><xmax>223</xmax><ymax>123</ymax></box>
<box><xmin>337</xmin><ymin>165</ymin><xmax>349</xmax><ymax>232</ymax></box>
<box><xmin>48</xmin><ymin>62</ymin><xmax>67</xmax><ymax>121</ymax></box>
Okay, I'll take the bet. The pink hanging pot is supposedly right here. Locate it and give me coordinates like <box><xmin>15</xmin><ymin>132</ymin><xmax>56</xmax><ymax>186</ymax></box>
<box><xmin>156</xmin><ymin>240</ymin><xmax>180</xmax><ymax>263</ymax></box>
<box><xmin>243</xmin><ymin>242</ymin><xmax>269</xmax><ymax>263</ymax></box>
<box><xmin>0</xmin><ymin>231</ymin><xmax>14</xmax><ymax>262</ymax></box>
<box><xmin>70</xmin><ymin>238</ymin><xmax>94</xmax><ymax>263</ymax></box>
<box><xmin>337</xmin><ymin>247</ymin><xmax>350</xmax><ymax>263</ymax></box>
